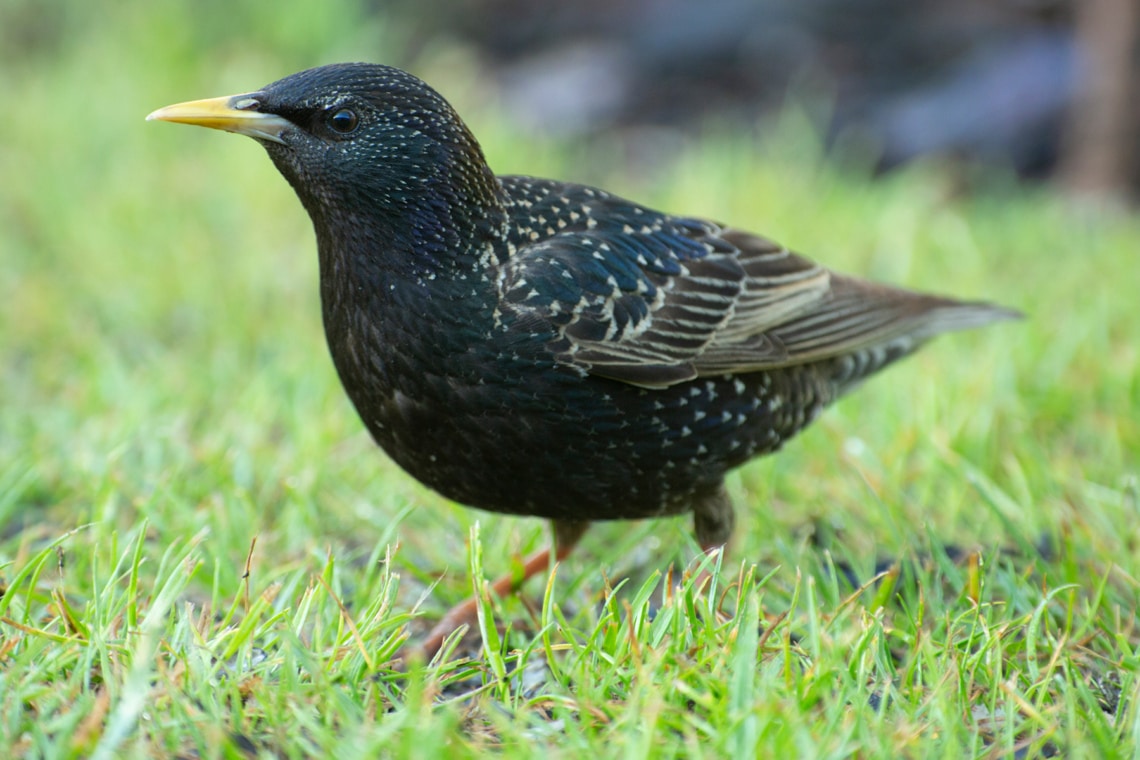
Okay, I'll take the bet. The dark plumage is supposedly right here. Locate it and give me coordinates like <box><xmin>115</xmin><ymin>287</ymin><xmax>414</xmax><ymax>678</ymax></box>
<box><xmin>149</xmin><ymin>63</ymin><xmax>1018</xmax><ymax>653</ymax></box>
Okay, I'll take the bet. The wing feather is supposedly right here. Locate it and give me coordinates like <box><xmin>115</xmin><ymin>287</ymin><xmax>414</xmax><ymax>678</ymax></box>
<box><xmin>495</xmin><ymin>195</ymin><xmax>1017</xmax><ymax>389</ymax></box>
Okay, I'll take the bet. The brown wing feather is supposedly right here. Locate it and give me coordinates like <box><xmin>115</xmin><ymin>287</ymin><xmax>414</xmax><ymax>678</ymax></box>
<box><xmin>691</xmin><ymin>229</ymin><xmax>1019</xmax><ymax>377</ymax></box>
<box><xmin>499</xmin><ymin>215</ymin><xmax>1017</xmax><ymax>389</ymax></box>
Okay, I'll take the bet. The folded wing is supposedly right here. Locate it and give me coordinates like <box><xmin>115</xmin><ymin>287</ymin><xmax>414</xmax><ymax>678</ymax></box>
<box><xmin>497</xmin><ymin>213</ymin><xmax>1017</xmax><ymax>389</ymax></box>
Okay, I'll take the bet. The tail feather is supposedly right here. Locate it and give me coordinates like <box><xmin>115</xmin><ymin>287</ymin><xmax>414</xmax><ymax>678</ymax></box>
<box><xmin>779</xmin><ymin>274</ymin><xmax>1022</xmax><ymax>392</ymax></box>
<box><xmin>766</xmin><ymin>274</ymin><xmax>1021</xmax><ymax>365</ymax></box>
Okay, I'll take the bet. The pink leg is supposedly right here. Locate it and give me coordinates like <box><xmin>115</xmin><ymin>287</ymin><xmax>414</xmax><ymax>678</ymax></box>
<box><xmin>416</xmin><ymin>520</ymin><xmax>587</xmax><ymax>660</ymax></box>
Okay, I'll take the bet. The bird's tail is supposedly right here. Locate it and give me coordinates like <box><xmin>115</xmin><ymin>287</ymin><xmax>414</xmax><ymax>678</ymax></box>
<box><xmin>767</xmin><ymin>274</ymin><xmax>1022</xmax><ymax>392</ymax></box>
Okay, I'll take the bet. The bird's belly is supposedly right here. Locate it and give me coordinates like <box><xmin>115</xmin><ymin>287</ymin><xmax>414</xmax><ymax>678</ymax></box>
<box><xmin>349</xmin><ymin>360</ymin><xmax>834</xmax><ymax>523</ymax></box>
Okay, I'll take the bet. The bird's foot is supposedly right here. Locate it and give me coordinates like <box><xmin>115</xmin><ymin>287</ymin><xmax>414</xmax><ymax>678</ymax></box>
<box><xmin>412</xmin><ymin>543</ymin><xmax>555</xmax><ymax>661</ymax></box>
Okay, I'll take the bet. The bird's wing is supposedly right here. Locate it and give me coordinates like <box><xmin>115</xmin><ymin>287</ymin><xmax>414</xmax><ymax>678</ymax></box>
<box><xmin>496</xmin><ymin>216</ymin><xmax>823</xmax><ymax>387</ymax></box>
<box><xmin>496</xmin><ymin>218</ymin><xmax>1015</xmax><ymax>389</ymax></box>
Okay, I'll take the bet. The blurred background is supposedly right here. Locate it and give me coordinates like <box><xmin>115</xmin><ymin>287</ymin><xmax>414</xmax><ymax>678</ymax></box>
<box><xmin>3</xmin><ymin>0</ymin><xmax>1135</xmax><ymax>195</ymax></box>
<box><xmin>397</xmin><ymin>0</ymin><xmax>1136</xmax><ymax>199</ymax></box>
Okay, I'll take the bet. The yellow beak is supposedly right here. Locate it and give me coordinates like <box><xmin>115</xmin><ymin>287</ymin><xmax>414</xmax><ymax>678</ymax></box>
<box><xmin>146</xmin><ymin>94</ymin><xmax>291</xmax><ymax>144</ymax></box>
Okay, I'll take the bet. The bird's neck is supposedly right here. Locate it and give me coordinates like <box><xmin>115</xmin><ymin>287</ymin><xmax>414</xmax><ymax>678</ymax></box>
<box><xmin>304</xmin><ymin>177</ymin><xmax>510</xmax><ymax>403</ymax></box>
<box><xmin>307</xmin><ymin>181</ymin><xmax>508</xmax><ymax>296</ymax></box>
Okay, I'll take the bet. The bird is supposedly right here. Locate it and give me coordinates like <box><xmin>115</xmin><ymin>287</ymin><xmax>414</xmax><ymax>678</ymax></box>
<box><xmin>148</xmin><ymin>62</ymin><xmax>1019</xmax><ymax>657</ymax></box>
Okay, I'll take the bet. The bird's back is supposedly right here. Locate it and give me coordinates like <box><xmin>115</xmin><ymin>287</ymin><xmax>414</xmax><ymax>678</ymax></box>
<box><xmin>495</xmin><ymin>175</ymin><xmax>1016</xmax><ymax>394</ymax></box>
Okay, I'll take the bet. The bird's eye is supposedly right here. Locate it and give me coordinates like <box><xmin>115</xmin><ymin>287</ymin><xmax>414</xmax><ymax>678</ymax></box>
<box><xmin>328</xmin><ymin>108</ymin><xmax>359</xmax><ymax>134</ymax></box>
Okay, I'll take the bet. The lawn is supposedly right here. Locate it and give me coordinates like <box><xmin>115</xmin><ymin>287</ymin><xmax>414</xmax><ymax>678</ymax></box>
<box><xmin>1</xmin><ymin>2</ymin><xmax>1137</xmax><ymax>758</ymax></box>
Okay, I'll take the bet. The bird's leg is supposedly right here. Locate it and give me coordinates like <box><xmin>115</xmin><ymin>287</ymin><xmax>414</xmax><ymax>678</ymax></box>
<box><xmin>416</xmin><ymin>519</ymin><xmax>588</xmax><ymax>660</ymax></box>
<box><xmin>691</xmin><ymin>484</ymin><xmax>736</xmax><ymax>592</ymax></box>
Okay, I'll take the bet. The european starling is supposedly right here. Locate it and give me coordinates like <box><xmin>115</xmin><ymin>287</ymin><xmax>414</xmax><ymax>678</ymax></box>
<box><xmin>148</xmin><ymin>63</ymin><xmax>1018</xmax><ymax>655</ymax></box>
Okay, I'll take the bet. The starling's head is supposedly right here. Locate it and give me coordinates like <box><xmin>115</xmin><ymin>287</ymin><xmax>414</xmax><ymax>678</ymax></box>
<box><xmin>148</xmin><ymin>63</ymin><xmax>500</xmax><ymax>222</ymax></box>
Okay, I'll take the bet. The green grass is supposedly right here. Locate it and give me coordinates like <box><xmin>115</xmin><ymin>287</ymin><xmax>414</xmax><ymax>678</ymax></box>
<box><xmin>2</xmin><ymin>2</ymin><xmax>1138</xmax><ymax>757</ymax></box>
